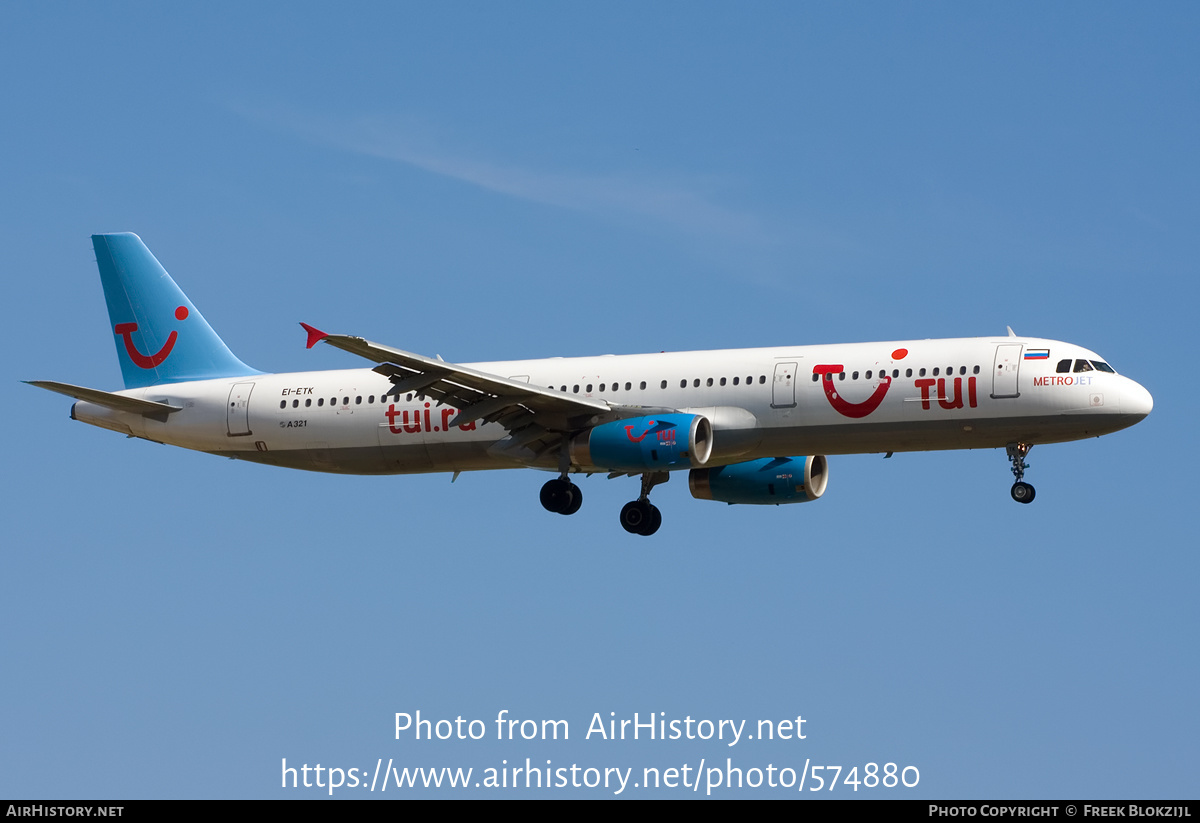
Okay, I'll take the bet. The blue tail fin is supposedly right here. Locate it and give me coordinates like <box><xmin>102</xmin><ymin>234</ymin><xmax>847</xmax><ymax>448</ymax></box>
<box><xmin>92</xmin><ymin>233</ymin><xmax>260</xmax><ymax>389</ymax></box>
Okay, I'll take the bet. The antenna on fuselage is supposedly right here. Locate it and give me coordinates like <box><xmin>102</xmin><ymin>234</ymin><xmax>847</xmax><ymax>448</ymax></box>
<box><xmin>1006</xmin><ymin>326</ymin><xmax>1017</xmax><ymax>337</ymax></box>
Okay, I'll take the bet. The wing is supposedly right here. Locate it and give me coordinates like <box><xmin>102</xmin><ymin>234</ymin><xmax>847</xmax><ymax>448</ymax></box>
<box><xmin>301</xmin><ymin>324</ymin><xmax>662</xmax><ymax>465</ymax></box>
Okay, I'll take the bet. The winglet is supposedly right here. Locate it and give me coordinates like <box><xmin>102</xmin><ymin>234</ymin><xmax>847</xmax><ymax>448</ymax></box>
<box><xmin>300</xmin><ymin>322</ymin><xmax>328</xmax><ymax>349</ymax></box>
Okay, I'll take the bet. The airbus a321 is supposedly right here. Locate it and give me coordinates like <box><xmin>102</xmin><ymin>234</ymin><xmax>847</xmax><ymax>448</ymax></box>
<box><xmin>29</xmin><ymin>234</ymin><xmax>1153</xmax><ymax>535</ymax></box>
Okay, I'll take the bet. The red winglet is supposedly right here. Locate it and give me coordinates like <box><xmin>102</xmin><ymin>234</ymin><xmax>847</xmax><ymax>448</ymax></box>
<box><xmin>300</xmin><ymin>322</ymin><xmax>328</xmax><ymax>349</ymax></box>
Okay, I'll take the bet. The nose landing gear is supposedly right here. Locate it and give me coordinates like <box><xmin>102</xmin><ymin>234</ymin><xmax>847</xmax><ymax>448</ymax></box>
<box><xmin>1006</xmin><ymin>442</ymin><xmax>1035</xmax><ymax>504</ymax></box>
<box><xmin>620</xmin><ymin>471</ymin><xmax>668</xmax><ymax>536</ymax></box>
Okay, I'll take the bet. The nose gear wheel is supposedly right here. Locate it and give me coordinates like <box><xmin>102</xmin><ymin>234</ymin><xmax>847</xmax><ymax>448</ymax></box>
<box><xmin>1006</xmin><ymin>443</ymin><xmax>1035</xmax><ymax>504</ymax></box>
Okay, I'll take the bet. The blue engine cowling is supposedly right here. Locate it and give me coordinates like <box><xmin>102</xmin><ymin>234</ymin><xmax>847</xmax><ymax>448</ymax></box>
<box><xmin>689</xmin><ymin>455</ymin><xmax>828</xmax><ymax>505</ymax></box>
<box><xmin>571</xmin><ymin>413</ymin><xmax>713</xmax><ymax>472</ymax></box>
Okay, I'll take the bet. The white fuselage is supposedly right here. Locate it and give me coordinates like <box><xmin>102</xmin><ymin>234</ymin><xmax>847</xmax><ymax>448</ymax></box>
<box><xmin>71</xmin><ymin>335</ymin><xmax>1153</xmax><ymax>475</ymax></box>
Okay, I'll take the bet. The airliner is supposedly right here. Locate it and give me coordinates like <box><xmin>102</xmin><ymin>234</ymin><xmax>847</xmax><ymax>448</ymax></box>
<box><xmin>28</xmin><ymin>234</ymin><xmax>1153</xmax><ymax>535</ymax></box>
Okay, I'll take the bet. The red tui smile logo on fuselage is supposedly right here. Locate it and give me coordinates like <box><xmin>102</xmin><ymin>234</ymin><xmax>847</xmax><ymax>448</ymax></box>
<box><xmin>812</xmin><ymin>347</ymin><xmax>908</xmax><ymax>419</ymax></box>
<box><xmin>813</xmin><ymin>364</ymin><xmax>891</xmax><ymax>418</ymax></box>
<box><xmin>115</xmin><ymin>305</ymin><xmax>188</xmax><ymax>369</ymax></box>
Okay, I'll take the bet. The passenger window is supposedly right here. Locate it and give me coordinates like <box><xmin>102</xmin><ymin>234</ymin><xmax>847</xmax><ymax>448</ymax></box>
<box><xmin>919</xmin><ymin>368</ymin><xmax>926</xmax><ymax>377</ymax></box>
<box><xmin>933</xmin><ymin>368</ymin><xmax>939</xmax><ymax>376</ymax></box>
<box><xmin>292</xmin><ymin>399</ymin><xmax>299</xmax><ymax>408</ymax></box>
<box><xmin>852</xmin><ymin>371</ymin><xmax>859</xmax><ymax>380</ymax></box>
<box><xmin>599</xmin><ymin>383</ymin><xmax>605</xmax><ymax>392</ymax></box>
<box><xmin>318</xmin><ymin>398</ymin><xmax>325</xmax><ymax>407</ymax></box>
<box><xmin>905</xmin><ymin>368</ymin><xmax>912</xmax><ymax>378</ymax></box>
<box><xmin>973</xmin><ymin>365</ymin><xmax>980</xmax><ymax>374</ymax></box>
<box><xmin>720</xmin><ymin>377</ymin><xmax>726</xmax><ymax>386</ymax></box>
<box><xmin>694</xmin><ymin>379</ymin><xmax>701</xmax><ymax>388</ymax></box>
<box><xmin>759</xmin><ymin>375</ymin><xmax>766</xmax><ymax>384</ymax></box>
<box><xmin>660</xmin><ymin>380</ymin><xmax>667</xmax><ymax>389</ymax></box>
<box><xmin>573</xmin><ymin>385</ymin><xmax>580</xmax><ymax>393</ymax></box>
<box><xmin>305</xmin><ymin>399</ymin><xmax>312</xmax><ymax>407</ymax></box>
<box><xmin>811</xmin><ymin>374</ymin><xmax>819</xmax><ymax>383</ymax></box>
<box><xmin>279</xmin><ymin>400</ymin><xmax>286</xmax><ymax>409</ymax></box>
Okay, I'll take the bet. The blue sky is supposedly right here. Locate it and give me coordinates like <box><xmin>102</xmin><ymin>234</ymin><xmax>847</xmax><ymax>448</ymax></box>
<box><xmin>2</xmin><ymin>2</ymin><xmax>1196</xmax><ymax>798</ymax></box>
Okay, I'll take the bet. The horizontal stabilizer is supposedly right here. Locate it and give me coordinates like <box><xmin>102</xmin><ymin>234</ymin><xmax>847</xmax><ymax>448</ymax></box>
<box><xmin>25</xmin><ymin>381</ymin><xmax>182</xmax><ymax>417</ymax></box>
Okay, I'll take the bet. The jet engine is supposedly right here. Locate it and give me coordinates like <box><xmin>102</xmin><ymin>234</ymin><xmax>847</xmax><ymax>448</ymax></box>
<box><xmin>571</xmin><ymin>413</ymin><xmax>713</xmax><ymax>472</ymax></box>
<box><xmin>689</xmin><ymin>455</ymin><xmax>828</xmax><ymax>505</ymax></box>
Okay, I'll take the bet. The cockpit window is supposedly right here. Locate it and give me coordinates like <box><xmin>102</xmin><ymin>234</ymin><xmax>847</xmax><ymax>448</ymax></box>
<box><xmin>1056</xmin><ymin>359</ymin><xmax>1071</xmax><ymax>374</ymax></box>
<box><xmin>1073</xmin><ymin>359</ymin><xmax>1094</xmax><ymax>373</ymax></box>
<box><xmin>1090</xmin><ymin>360</ymin><xmax>1116</xmax><ymax>374</ymax></box>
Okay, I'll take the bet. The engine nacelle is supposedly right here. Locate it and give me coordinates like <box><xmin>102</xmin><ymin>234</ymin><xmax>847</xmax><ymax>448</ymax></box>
<box><xmin>689</xmin><ymin>455</ymin><xmax>828</xmax><ymax>505</ymax></box>
<box><xmin>571</xmin><ymin>413</ymin><xmax>713</xmax><ymax>472</ymax></box>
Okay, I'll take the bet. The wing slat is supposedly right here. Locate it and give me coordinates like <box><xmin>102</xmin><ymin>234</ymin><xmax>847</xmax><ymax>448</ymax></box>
<box><xmin>308</xmin><ymin>330</ymin><xmax>611</xmax><ymax>432</ymax></box>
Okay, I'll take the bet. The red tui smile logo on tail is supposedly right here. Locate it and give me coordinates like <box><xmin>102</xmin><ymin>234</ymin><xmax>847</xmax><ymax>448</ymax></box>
<box><xmin>115</xmin><ymin>306</ymin><xmax>188</xmax><ymax>368</ymax></box>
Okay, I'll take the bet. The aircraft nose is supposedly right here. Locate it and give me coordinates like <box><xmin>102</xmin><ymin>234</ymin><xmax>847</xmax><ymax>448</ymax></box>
<box><xmin>1121</xmin><ymin>379</ymin><xmax>1154</xmax><ymax>421</ymax></box>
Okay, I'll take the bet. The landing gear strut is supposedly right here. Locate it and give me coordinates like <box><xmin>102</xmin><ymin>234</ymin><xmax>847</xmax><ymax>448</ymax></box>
<box><xmin>620</xmin><ymin>472</ymin><xmax>668</xmax><ymax>536</ymax></box>
<box><xmin>542</xmin><ymin>441</ymin><xmax>583</xmax><ymax>516</ymax></box>
<box><xmin>540</xmin><ymin>477</ymin><xmax>583</xmax><ymax>515</ymax></box>
<box><xmin>1006</xmin><ymin>442</ymin><xmax>1035</xmax><ymax>504</ymax></box>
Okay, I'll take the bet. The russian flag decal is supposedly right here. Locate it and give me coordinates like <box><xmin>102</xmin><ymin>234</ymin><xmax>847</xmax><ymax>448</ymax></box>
<box><xmin>1024</xmin><ymin>349</ymin><xmax>1050</xmax><ymax>360</ymax></box>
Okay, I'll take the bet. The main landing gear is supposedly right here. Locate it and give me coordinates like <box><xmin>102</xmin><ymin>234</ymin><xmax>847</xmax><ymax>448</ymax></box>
<box><xmin>1006</xmin><ymin>442</ymin><xmax>1035</xmax><ymax>504</ymax></box>
<box><xmin>620</xmin><ymin>472</ymin><xmax>668</xmax><ymax>536</ymax></box>
<box><xmin>540</xmin><ymin>477</ymin><xmax>582</xmax><ymax>515</ymax></box>
<box><xmin>542</xmin><ymin>444</ymin><xmax>583</xmax><ymax>516</ymax></box>
<box><xmin>540</xmin><ymin>470</ymin><xmax>668</xmax><ymax>536</ymax></box>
